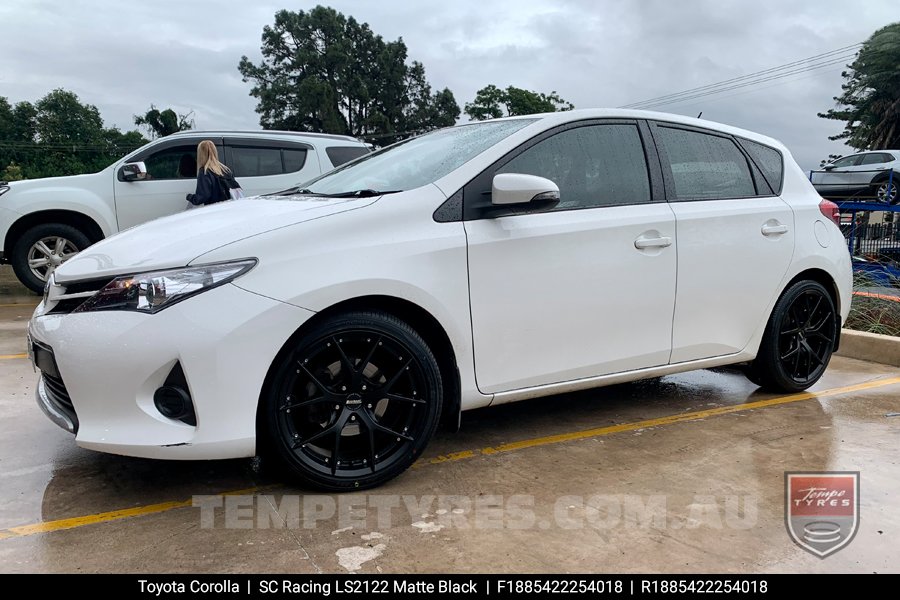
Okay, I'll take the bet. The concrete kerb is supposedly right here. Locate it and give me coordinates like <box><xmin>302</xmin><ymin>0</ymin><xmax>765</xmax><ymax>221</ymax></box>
<box><xmin>836</xmin><ymin>328</ymin><xmax>900</xmax><ymax>368</ymax></box>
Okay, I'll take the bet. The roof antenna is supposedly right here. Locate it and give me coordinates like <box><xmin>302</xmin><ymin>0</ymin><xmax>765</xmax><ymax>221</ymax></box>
<box><xmin>696</xmin><ymin>112</ymin><xmax>703</xmax><ymax>119</ymax></box>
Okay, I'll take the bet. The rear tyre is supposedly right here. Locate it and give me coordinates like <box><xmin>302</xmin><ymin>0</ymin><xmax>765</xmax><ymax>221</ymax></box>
<box><xmin>263</xmin><ymin>311</ymin><xmax>442</xmax><ymax>491</ymax></box>
<box><xmin>11</xmin><ymin>223</ymin><xmax>91</xmax><ymax>293</ymax></box>
<box><xmin>747</xmin><ymin>280</ymin><xmax>837</xmax><ymax>392</ymax></box>
<box><xmin>875</xmin><ymin>179</ymin><xmax>898</xmax><ymax>204</ymax></box>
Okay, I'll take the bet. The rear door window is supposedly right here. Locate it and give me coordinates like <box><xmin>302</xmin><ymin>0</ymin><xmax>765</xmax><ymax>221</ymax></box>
<box><xmin>655</xmin><ymin>125</ymin><xmax>756</xmax><ymax>200</ymax></box>
<box><xmin>231</xmin><ymin>147</ymin><xmax>283</xmax><ymax>177</ymax></box>
<box><xmin>860</xmin><ymin>153</ymin><xmax>891</xmax><ymax>165</ymax></box>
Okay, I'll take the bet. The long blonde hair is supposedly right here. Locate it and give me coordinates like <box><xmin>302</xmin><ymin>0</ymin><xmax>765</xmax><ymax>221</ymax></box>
<box><xmin>196</xmin><ymin>140</ymin><xmax>228</xmax><ymax>176</ymax></box>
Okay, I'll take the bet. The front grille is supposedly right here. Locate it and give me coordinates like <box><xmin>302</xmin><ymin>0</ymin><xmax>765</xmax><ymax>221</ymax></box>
<box><xmin>47</xmin><ymin>277</ymin><xmax>113</xmax><ymax>315</ymax></box>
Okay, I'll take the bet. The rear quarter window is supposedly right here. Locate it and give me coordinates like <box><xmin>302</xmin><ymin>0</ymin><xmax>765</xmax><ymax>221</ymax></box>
<box><xmin>739</xmin><ymin>138</ymin><xmax>784</xmax><ymax>193</ymax></box>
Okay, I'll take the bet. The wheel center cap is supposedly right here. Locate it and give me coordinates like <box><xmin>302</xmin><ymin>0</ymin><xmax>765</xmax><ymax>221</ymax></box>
<box><xmin>345</xmin><ymin>393</ymin><xmax>363</xmax><ymax>410</ymax></box>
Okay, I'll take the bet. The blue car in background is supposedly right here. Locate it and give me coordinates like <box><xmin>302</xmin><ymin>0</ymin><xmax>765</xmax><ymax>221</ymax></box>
<box><xmin>852</xmin><ymin>256</ymin><xmax>900</xmax><ymax>287</ymax></box>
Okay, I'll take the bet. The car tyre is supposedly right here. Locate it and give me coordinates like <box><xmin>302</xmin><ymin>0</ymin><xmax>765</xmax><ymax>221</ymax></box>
<box><xmin>262</xmin><ymin>311</ymin><xmax>442</xmax><ymax>491</ymax></box>
<box><xmin>747</xmin><ymin>280</ymin><xmax>837</xmax><ymax>392</ymax></box>
<box><xmin>11</xmin><ymin>223</ymin><xmax>91</xmax><ymax>293</ymax></box>
<box><xmin>875</xmin><ymin>179</ymin><xmax>898</xmax><ymax>204</ymax></box>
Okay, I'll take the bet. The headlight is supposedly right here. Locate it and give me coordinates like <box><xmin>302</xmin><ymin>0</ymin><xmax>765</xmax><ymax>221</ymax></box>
<box><xmin>73</xmin><ymin>259</ymin><xmax>257</xmax><ymax>314</ymax></box>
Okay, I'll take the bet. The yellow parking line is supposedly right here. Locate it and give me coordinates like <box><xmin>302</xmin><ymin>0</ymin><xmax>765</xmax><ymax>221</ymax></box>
<box><xmin>0</xmin><ymin>353</ymin><xmax>27</xmax><ymax>360</ymax></box>
<box><xmin>1</xmin><ymin>486</ymin><xmax>265</xmax><ymax>539</ymax></box>
<box><xmin>0</xmin><ymin>376</ymin><xmax>898</xmax><ymax>540</ymax></box>
<box><xmin>0</xmin><ymin>303</ymin><xmax>38</xmax><ymax>308</ymax></box>
<box><xmin>7</xmin><ymin>499</ymin><xmax>194</xmax><ymax>536</ymax></box>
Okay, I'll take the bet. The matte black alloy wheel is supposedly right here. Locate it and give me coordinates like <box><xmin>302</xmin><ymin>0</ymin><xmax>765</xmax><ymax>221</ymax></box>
<box><xmin>748</xmin><ymin>280</ymin><xmax>837</xmax><ymax>392</ymax></box>
<box><xmin>776</xmin><ymin>288</ymin><xmax>836</xmax><ymax>385</ymax></box>
<box><xmin>266</xmin><ymin>312</ymin><xmax>442</xmax><ymax>490</ymax></box>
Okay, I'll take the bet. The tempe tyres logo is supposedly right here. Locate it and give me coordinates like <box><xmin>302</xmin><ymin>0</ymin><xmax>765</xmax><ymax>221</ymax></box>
<box><xmin>785</xmin><ymin>471</ymin><xmax>859</xmax><ymax>558</ymax></box>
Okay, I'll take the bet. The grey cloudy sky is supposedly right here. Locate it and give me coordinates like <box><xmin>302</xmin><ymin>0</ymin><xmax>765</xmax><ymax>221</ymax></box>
<box><xmin>0</xmin><ymin>0</ymin><xmax>896</xmax><ymax>170</ymax></box>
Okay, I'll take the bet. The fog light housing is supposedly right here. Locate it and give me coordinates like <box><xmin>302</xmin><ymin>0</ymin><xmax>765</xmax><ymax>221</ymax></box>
<box><xmin>153</xmin><ymin>362</ymin><xmax>196</xmax><ymax>425</ymax></box>
<box><xmin>154</xmin><ymin>386</ymin><xmax>191</xmax><ymax>419</ymax></box>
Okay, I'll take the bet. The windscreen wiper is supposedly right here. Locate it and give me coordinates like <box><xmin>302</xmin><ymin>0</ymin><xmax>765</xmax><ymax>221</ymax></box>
<box><xmin>320</xmin><ymin>189</ymin><xmax>402</xmax><ymax>198</ymax></box>
<box><xmin>267</xmin><ymin>187</ymin><xmax>324</xmax><ymax>196</ymax></box>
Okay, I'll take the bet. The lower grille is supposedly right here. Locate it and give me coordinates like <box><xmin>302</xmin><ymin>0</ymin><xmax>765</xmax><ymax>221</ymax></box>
<box><xmin>43</xmin><ymin>373</ymin><xmax>74</xmax><ymax>411</ymax></box>
<box><xmin>40</xmin><ymin>373</ymin><xmax>79</xmax><ymax>433</ymax></box>
<box><xmin>33</xmin><ymin>340</ymin><xmax>79</xmax><ymax>433</ymax></box>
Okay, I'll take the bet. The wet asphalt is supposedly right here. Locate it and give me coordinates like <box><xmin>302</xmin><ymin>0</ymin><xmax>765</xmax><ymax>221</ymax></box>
<box><xmin>0</xmin><ymin>266</ymin><xmax>898</xmax><ymax>573</ymax></box>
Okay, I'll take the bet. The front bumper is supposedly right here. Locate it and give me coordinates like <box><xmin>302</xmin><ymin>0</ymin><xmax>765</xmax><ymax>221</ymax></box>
<box><xmin>28</xmin><ymin>282</ymin><xmax>314</xmax><ymax>459</ymax></box>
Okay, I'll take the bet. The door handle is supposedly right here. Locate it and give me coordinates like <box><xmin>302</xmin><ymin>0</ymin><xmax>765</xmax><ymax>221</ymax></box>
<box><xmin>761</xmin><ymin>224</ymin><xmax>788</xmax><ymax>236</ymax></box>
<box><xmin>634</xmin><ymin>236</ymin><xmax>672</xmax><ymax>249</ymax></box>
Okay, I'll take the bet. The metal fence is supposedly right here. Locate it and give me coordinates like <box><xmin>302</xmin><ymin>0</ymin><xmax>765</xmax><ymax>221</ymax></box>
<box><xmin>834</xmin><ymin>201</ymin><xmax>900</xmax><ymax>259</ymax></box>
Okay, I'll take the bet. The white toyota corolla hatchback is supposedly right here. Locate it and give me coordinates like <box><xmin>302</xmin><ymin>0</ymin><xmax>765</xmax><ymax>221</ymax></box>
<box><xmin>28</xmin><ymin>109</ymin><xmax>852</xmax><ymax>490</ymax></box>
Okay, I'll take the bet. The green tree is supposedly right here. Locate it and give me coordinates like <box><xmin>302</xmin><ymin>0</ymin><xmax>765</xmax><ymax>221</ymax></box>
<box><xmin>0</xmin><ymin>162</ymin><xmax>24</xmax><ymax>181</ymax></box>
<box><xmin>0</xmin><ymin>98</ymin><xmax>38</xmax><ymax>177</ymax></box>
<box><xmin>134</xmin><ymin>105</ymin><xmax>195</xmax><ymax>138</ymax></box>
<box><xmin>238</xmin><ymin>6</ymin><xmax>459</xmax><ymax>144</ymax></box>
<box><xmin>0</xmin><ymin>89</ymin><xmax>146</xmax><ymax>179</ymax></box>
<box><xmin>818</xmin><ymin>22</ymin><xmax>900</xmax><ymax>150</ymax></box>
<box><xmin>464</xmin><ymin>85</ymin><xmax>574</xmax><ymax>121</ymax></box>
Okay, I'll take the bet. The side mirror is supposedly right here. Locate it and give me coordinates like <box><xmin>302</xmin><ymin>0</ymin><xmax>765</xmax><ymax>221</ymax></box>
<box><xmin>823</xmin><ymin>164</ymin><xmax>836</xmax><ymax>171</ymax></box>
<box><xmin>119</xmin><ymin>162</ymin><xmax>148</xmax><ymax>182</ymax></box>
<box><xmin>491</xmin><ymin>173</ymin><xmax>560</xmax><ymax>206</ymax></box>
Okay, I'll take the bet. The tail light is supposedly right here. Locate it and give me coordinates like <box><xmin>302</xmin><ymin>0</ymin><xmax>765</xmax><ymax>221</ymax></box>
<box><xmin>819</xmin><ymin>198</ymin><xmax>840</xmax><ymax>226</ymax></box>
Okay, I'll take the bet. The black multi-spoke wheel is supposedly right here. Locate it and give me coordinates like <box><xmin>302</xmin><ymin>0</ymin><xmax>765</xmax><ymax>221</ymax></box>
<box><xmin>747</xmin><ymin>280</ymin><xmax>837</xmax><ymax>392</ymax></box>
<box><xmin>264</xmin><ymin>311</ymin><xmax>442</xmax><ymax>490</ymax></box>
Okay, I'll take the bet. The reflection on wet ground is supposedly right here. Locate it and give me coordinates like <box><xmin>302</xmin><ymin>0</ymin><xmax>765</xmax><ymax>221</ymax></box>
<box><xmin>1</xmin><ymin>290</ymin><xmax>898</xmax><ymax>573</ymax></box>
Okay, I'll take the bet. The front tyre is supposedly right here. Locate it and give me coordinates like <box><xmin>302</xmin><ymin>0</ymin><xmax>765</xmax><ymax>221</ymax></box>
<box><xmin>264</xmin><ymin>311</ymin><xmax>442</xmax><ymax>491</ymax></box>
<box><xmin>11</xmin><ymin>223</ymin><xmax>91</xmax><ymax>293</ymax></box>
<box><xmin>748</xmin><ymin>280</ymin><xmax>837</xmax><ymax>392</ymax></box>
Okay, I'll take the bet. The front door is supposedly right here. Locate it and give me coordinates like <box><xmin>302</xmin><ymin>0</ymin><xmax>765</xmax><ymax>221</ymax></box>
<box><xmin>113</xmin><ymin>138</ymin><xmax>216</xmax><ymax>230</ymax></box>
<box><xmin>465</xmin><ymin>122</ymin><xmax>677</xmax><ymax>394</ymax></box>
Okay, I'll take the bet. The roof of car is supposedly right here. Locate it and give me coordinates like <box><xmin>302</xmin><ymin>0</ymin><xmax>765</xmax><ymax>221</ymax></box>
<box><xmin>488</xmin><ymin>108</ymin><xmax>788</xmax><ymax>151</ymax></box>
<box><xmin>169</xmin><ymin>130</ymin><xmax>362</xmax><ymax>144</ymax></box>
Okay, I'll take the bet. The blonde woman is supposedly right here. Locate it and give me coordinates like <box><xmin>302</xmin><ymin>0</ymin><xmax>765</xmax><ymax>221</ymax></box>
<box><xmin>186</xmin><ymin>140</ymin><xmax>240</xmax><ymax>206</ymax></box>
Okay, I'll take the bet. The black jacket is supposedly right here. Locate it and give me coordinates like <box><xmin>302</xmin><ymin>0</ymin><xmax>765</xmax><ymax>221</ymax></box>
<box><xmin>186</xmin><ymin>168</ymin><xmax>238</xmax><ymax>206</ymax></box>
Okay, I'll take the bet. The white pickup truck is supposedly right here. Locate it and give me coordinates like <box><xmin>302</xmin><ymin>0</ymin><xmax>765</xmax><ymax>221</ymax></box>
<box><xmin>0</xmin><ymin>130</ymin><xmax>369</xmax><ymax>292</ymax></box>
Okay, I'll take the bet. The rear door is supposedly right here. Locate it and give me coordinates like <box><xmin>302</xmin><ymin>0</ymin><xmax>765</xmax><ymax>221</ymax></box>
<box><xmin>223</xmin><ymin>138</ymin><xmax>319</xmax><ymax>193</ymax></box>
<box><xmin>650</xmin><ymin>123</ymin><xmax>795</xmax><ymax>363</ymax></box>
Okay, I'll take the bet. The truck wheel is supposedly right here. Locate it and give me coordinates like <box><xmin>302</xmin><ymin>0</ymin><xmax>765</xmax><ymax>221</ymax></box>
<box><xmin>11</xmin><ymin>224</ymin><xmax>91</xmax><ymax>293</ymax></box>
